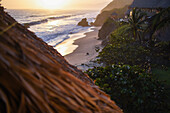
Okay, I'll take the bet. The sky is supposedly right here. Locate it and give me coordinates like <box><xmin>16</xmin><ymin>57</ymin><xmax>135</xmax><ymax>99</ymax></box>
<box><xmin>1</xmin><ymin>0</ymin><xmax>112</xmax><ymax>10</ymax></box>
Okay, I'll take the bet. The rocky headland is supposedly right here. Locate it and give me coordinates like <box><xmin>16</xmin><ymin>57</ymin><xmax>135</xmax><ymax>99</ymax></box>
<box><xmin>98</xmin><ymin>18</ymin><xmax>118</xmax><ymax>45</ymax></box>
<box><xmin>93</xmin><ymin>0</ymin><xmax>133</xmax><ymax>26</ymax></box>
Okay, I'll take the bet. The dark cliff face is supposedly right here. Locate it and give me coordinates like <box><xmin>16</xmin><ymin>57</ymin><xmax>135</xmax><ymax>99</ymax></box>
<box><xmin>94</xmin><ymin>0</ymin><xmax>133</xmax><ymax>26</ymax></box>
<box><xmin>97</xmin><ymin>6</ymin><xmax>130</xmax><ymax>44</ymax></box>
<box><xmin>98</xmin><ymin>18</ymin><xmax>117</xmax><ymax>45</ymax></box>
<box><xmin>0</xmin><ymin>8</ymin><xmax>123</xmax><ymax>113</ymax></box>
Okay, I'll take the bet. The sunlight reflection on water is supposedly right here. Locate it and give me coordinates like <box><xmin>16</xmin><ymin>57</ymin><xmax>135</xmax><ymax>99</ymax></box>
<box><xmin>55</xmin><ymin>27</ymin><xmax>94</xmax><ymax>56</ymax></box>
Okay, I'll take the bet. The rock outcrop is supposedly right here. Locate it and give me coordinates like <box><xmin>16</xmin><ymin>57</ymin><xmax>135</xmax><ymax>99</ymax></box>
<box><xmin>0</xmin><ymin>8</ymin><xmax>123</xmax><ymax>113</ymax></box>
<box><xmin>94</xmin><ymin>0</ymin><xmax>133</xmax><ymax>26</ymax></box>
<box><xmin>77</xmin><ymin>18</ymin><xmax>90</xmax><ymax>27</ymax></box>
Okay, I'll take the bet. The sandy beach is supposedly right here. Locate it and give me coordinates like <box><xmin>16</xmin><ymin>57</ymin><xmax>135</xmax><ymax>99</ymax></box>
<box><xmin>55</xmin><ymin>27</ymin><xmax>102</xmax><ymax>71</ymax></box>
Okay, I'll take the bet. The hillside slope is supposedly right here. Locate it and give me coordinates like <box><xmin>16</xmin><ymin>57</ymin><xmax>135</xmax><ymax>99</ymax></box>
<box><xmin>0</xmin><ymin>8</ymin><xmax>122</xmax><ymax>113</ymax></box>
<box><xmin>102</xmin><ymin>0</ymin><xmax>133</xmax><ymax>12</ymax></box>
<box><xmin>94</xmin><ymin>0</ymin><xmax>133</xmax><ymax>26</ymax></box>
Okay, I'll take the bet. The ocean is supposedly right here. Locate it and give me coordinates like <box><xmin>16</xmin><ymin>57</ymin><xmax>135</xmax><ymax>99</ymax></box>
<box><xmin>6</xmin><ymin>9</ymin><xmax>99</xmax><ymax>47</ymax></box>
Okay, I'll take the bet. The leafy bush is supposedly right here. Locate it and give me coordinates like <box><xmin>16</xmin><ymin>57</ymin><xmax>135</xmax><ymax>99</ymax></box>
<box><xmin>99</xmin><ymin>43</ymin><xmax>150</xmax><ymax>67</ymax></box>
<box><xmin>86</xmin><ymin>65</ymin><xmax>168</xmax><ymax>113</ymax></box>
<box><xmin>150</xmin><ymin>41</ymin><xmax>170</xmax><ymax>68</ymax></box>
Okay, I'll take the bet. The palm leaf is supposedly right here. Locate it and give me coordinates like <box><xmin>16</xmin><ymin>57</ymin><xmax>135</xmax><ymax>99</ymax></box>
<box><xmin>146</xmin><ymin>7</ymin><xmax>170</xmax><ymax>39</ymax></box>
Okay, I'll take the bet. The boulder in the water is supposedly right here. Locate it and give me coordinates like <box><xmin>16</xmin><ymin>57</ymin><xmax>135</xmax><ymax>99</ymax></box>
<box><xmin>77</xmin><ymin>18</ymin><xmax>90</xmax><ymax>27</ymax></box>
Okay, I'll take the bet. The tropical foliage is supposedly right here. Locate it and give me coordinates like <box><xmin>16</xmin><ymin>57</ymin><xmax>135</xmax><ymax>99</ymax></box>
<box><xmin>121</xmin><ymin>7</ymin><xmax>170</xmax><ymax>43</ymax></box>
<box><xmin>86</xmin><ymin>65</ymin><xmax>168</xmax><ymax>113</ymax></box>
<box><xmin>127</xmin><ymin>8</ymin><xmax>146</xmax><ymax>42</ymax></box>
<box><xmin>145</xmin><ymin>7</ymin><xmax>170</xmax><ymax>42</ymax></box>
<box><xmin>98</xmin><ymin>24</ymin><xmax>170</xmax><ymax>69</ymax></box>
<box><xmin>87</xmin><ymin>7</ymin><xmax>170</xmax><ymax>113</ymax></box>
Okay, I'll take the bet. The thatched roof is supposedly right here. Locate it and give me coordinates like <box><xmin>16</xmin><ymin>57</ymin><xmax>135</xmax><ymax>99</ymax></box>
<box><xmin>130</xmin><ymin>0</ymin><xmax>170</xmax><ymax>9</ymax></box>
<box><xmin>0</xmin><ymin>9</ymin><xmax>123</xmax><ymax>113</ymax></box>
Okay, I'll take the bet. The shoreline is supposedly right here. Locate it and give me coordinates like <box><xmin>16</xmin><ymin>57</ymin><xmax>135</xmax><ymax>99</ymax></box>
<box><xmin>64</xmin><ymin>27</ymin><xmax>102</xmax><ymax>71</ymax></box>
<box><xmin>54</xmin><ymin>27</ymin><xmax>94</xmax><ymax>56</ymax></box>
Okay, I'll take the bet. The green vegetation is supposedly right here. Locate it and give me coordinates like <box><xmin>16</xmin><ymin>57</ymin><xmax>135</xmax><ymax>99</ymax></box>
<box><xmin>98</xmin><ymin>24</ymin><xmax>170</xmax><ymax>69</ymax></box>
<box><xmin>87</xmin><ymin>8</ymin><xmax>170</xmax><ymax>113</ymax></box>
<box><xmin>153</xmin><ymin>68</ymin><xmax>170</xmax><ymax>86</ymax></box>
<box><xmin>146</xmin><ymin>7</ymin><xmax>170</xmax><ymax>41</ymax></box>
<box><xmin>127</xmin><ymin>8</ymin><xmax>146</xmax><ymax>42</ymax></box>
<box><xmin>86</xmin><ymin>65</ymin><xmax>168</xmax><ymax>113</ymax></box>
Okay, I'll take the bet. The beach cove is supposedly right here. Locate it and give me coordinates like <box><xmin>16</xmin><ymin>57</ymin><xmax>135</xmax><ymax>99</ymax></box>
<box><xmin>55</xmin><ymin>27</ymin><xmax>102</xmax><ymax>71</ymax></box>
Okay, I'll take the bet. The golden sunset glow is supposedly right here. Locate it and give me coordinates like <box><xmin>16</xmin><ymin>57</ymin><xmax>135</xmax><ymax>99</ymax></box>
<box><xmin>40</xmin><ymin>0</ymin><xmax>70</xmax><ymax>9</ymax></box>
<box><xmin>2</xmin><ymin>0</ymin><xmax>112</xmax><ymax>10</ymax></box>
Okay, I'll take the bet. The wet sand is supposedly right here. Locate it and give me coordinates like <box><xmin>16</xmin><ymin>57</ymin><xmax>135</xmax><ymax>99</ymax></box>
<box><xmin>63</xmin><ymin>27</ymin><xmax>102</xmax><ymax>71</ymax></box>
